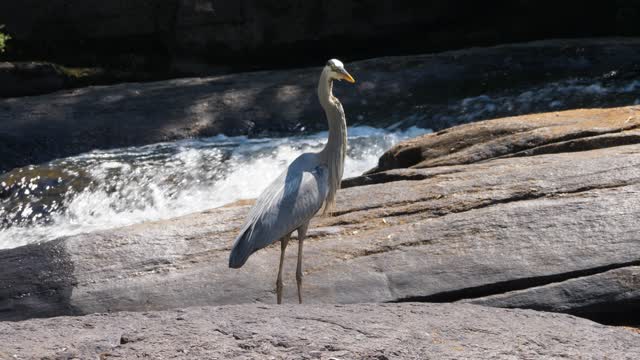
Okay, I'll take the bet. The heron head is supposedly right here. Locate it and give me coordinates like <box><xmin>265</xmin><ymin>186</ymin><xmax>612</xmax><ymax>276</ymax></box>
<box><xmin>325</xmin><ymin>59</ymin><xmax>355</xmax><ymax>83</ymax></box>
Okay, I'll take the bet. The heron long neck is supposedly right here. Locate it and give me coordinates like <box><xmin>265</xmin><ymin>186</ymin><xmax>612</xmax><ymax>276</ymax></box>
<box><xmin>318</xmin><ymin>69</ymin><xmax>347</xmax><ymax>214</ymax></box>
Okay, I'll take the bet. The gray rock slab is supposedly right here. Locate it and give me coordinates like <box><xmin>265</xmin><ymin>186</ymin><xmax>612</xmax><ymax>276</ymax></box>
<box><xmin>2</xmin><ymin>133</ymin><xmax>640</xmax><ymax>320</ymax></box>
<box><xmin>1</xmin><ymin>303</ymin><xmax>639</xmax><ymax>359</ymax></box>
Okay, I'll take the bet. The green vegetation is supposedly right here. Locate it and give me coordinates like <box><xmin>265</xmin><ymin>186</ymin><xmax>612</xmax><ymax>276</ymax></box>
<box><xmin>55</xmin><ymin>65</ymin><xmax>101</xmax><ymax>80</ymax></box>
<box><xmin>52</xmin><ymin>64</ymin><xmax>105</xmax><ymax>88</ymax></box>
<box><xmin>0</xmin><ymin>25</ymin><xmax>10</xmax><ymax>53</ymax></box>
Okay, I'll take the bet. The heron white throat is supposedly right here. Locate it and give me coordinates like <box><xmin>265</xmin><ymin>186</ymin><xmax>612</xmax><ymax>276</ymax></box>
<box><xmin>229</xmin><ymin>59</ymin><xmax>355</xmax><ymax>304</ymax></box>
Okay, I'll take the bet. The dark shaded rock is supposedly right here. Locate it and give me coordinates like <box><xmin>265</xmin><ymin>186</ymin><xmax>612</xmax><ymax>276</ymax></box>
<box><xmin>2</xmin><ymin>106</ymin><xmax>640</xmax><ymax>324</ymax></box>
<box><xmin>2</xmin><ymin>38</ymin><xmax>640</xmax><ymax>172</ymax></box>
<box><xmin>0</xmin><ymin>303</ymin><xmax>639</xmax><ymax>359</ymax></box>
<box><xmin>0</xmin><ymin>61</ymin><xmax>177</xmax><ymax>98</ymax></box>
<box><xmin>0</xmin><ymin>238</ymin><xmax>78</xmax><ymax>320</ymax></box>
<box><xmin>2</xmin><ymin>0</ymin><xmax>640</xmax><ymax>75</ymax></box>
<box><xmin>0</xmin><ymin>62</ymin><xmax>66</xmax><ymax>97</ymax></box>
<box><xmin>341</xmin><ymin>167</ymin><xmax>449</xmax><ymax>188</ymax></box>
<box><xmin>463</xmin><ymin>266</ymin><xmax>640</xmax><ymax>326</ymax></box>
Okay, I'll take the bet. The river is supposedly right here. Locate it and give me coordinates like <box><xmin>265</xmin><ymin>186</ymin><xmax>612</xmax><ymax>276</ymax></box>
<box><xmin>1</xmin><ymin>71</ymin><xmax>639</xmax><ymax>249</ymax></box>
<box><xmin>0</xmin><ymin>126</ymin><xmax>429</xmax><ymax>249</ymax></box>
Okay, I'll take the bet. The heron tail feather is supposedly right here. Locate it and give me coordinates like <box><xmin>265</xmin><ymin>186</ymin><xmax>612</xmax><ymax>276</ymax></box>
<box><xmin>229</xmin><ymin>226</ymin><xmax>254</xmax><ymax>268</ymax></box>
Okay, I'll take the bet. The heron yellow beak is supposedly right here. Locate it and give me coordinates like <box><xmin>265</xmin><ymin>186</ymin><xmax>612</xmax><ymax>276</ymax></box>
<box><xmin>340</xmin><ymin>71</ymin><xmax>356</xmax><ymax>83</ymax></box>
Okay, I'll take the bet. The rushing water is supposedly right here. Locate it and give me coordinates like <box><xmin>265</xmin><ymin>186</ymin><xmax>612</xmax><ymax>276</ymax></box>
<box><xmin>2</xmin><ymin>71</ymin><xmax>639</xmax><ymax>250</ymax></box>
<box><xmin>0</xmin><ymin>126</ymin><xmax>429</xmax><ymax>249</ymax></box>
<box><xmin>412</xmin><ymin>75</ymin><xmax>640</xmax><ymax>129</ymax></box>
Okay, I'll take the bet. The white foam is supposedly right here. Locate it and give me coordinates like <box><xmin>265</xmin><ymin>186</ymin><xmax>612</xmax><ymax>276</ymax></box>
<box><xmin>449</xmin><ymin>78</ymin><xmax>640</xmax><ymax>124</ymax></box>
<box><xmin>0</xmin><ymin>126</ymin><xmax>431</xmax><ymax>249</ymax></box>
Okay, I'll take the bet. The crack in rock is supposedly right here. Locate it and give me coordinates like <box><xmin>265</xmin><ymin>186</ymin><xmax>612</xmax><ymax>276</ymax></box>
<box><xmin>390</xmin><ymin>260</ymin><xmax>640</xmax><ymax>304</ymax></box>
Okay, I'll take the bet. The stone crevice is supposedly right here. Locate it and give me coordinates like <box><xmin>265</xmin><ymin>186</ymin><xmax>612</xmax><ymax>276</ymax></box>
<box><xmin>390</xmin><ymin>261</ymin><xmax>640</xmax><ymax>309</ymax></box>
<box><xmin>498</xmin><ymin>128</ymin><xmax>640</xmax><ymax>160</ymax></box>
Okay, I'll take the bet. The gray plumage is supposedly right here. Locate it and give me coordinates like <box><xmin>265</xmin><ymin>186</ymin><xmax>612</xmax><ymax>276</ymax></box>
<box><xmin>228</xmin><ymin>153</ymin><xmax>328</xmax><ymax>268</ymax></box>
<box><xmin>228</xmin><ymin>59</ymin><xmax>355</xmax><ymax>304</ymax></box>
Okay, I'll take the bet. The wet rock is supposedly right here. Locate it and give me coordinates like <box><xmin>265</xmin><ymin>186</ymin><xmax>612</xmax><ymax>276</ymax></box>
<box><xmin>0</xmin><ymin>165</ymin><xmax>92</xmax><ymax>228</ymax></box>
<box><xmin>1</xmin><ymin>303</ymin><xmax>639</xmax><ymax>359</ymax></box>
<box><xmin>2</xmin><ymin>38</ymin><xmax>640</xmax><ymax>172</ymax></box>
<box><xmin>1</xmin><ymin>106</ymin><xmax>640</xmax><ymax>325</ymax></box>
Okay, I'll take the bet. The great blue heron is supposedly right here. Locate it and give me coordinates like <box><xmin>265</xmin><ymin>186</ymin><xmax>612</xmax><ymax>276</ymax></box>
<box><xmin>229</xmin><ymin>59</ymin><xmax>355</xmax><ymax>304</ymax></box>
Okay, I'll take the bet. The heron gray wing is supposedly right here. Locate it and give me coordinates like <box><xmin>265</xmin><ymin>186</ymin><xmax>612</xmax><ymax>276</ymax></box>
<box><xmin>229</xmin><ymin>153</ymin><xmax>328</xmax><ymax>268</ymax></box>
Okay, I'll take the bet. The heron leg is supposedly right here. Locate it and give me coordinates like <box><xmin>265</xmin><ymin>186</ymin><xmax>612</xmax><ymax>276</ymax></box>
<box><xmin>276</xmin><ymin>234</ymin><xmax>290</xmax><ymax>304</ymax></box>
<box><xmin>296</xmin><ymin>222</ymin><xmax>309</xmax><ymax>304</ymax></box>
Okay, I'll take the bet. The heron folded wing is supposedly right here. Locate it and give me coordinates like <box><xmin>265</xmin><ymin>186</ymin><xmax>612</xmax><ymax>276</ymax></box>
<box><xmin>229</xmin><ymin>155</ymin><xmax>328</xmax><ymax>268</ymax></box>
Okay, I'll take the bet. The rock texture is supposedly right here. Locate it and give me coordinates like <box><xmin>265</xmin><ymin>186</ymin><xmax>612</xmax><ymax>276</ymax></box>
<box><xmin>366</xmin><ymin>106</ymin><xmax>640</xmax><ymax>173</ymax></box>
<box><xmin>1</xmin><ymin>106</ymin><xmax>640</xmax><ymax>324</ymax></box>
<box><xmin>1</xmin><ymin>303</ymin><xmax>639</xmax><ymax>359</ymax></box>
<box><xmin>463</xmin><ymin>266</ymin><xmax>640</xmax><ymax>326</ymax></box>
<box><xmin>2</xmin><ymin>38</ymin><xmax>640</xmax><ymax>172</ymax></box>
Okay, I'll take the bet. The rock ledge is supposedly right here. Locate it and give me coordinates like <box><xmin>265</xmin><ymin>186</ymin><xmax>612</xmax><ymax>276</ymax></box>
<box><xmin>1</xmin><ymin>303</ymin><xmax>639</xmax><ymax>359</ymax></box>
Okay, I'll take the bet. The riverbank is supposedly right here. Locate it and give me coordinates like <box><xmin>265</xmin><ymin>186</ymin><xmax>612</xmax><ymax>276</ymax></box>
<box><xmin>2</xmin><ymin>1</ymin><xmax>638</xmax><ymax>84</ymax></box>
<box><xmin>0</xmin><ymin>106</ymin><xmax>640</xmax><ymax>359</ymax></box>
<box><xmin>2</xmin><ymin>105</ymin><xmax>639</xmax><ymax>322</ymax></box>
<box><xmin>2</xmin><ymin>37</ymin><xmax>640</xmax><ymax>173</ymax></box>
<box><xmin>2</xmin><ymin>105</ymin><xmax>640</xmax><ymax>357</ymax></box>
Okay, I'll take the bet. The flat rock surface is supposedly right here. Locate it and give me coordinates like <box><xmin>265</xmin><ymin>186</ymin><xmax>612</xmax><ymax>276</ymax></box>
<box><xmin>2</xmin><ymin>106</ymin><xmax>640</xmax><ymax>324</ymax></box>
<box><xmin>1</xmin><ymin>303</ymin><xmax>639</xmax><ymax>360</ymax></box>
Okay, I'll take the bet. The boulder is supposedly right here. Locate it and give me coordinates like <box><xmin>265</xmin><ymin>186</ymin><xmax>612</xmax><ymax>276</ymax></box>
<box><xmin>2</xmin><ymin>38</ymin><xmax>640</xmax><ymax>172</ymax></box>
<box><xmin>0</xmin><ymin>303</ymin><xmax>638</xmax><ymax>359</ymax></box>
<box><xmin>1</xmin><ymin>106</ymin><xmax>640</xmax><ymax>325</ymax></box>
<box><xmin>367</xmin><ymin>106</ymin><xmax>640</xmax><ymax>173</ymax></box>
